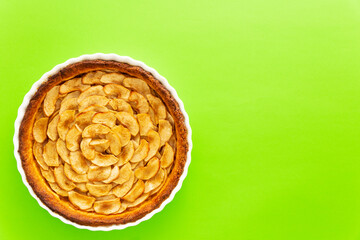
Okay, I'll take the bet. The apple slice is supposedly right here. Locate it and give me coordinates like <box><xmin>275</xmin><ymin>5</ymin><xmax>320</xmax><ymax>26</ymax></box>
<box><xmin>123</xmin><ymin>77</ymin><xmax>150</xmax><ymax>95</ymax></box>
<box><xmin>33</xmin><ymin>118</ymin><xmax>48</xmax><ymax>143</ymax></box>
<box><xmin>116</xmin><ymin>141</ymin><xmax>134</xmax><ymax>166</ymax></box>
<box><xmin>43</xmin><ymin>86</ymin><xmax>60</xmax><ymax>116</ymax></box>
<box><xmin>91</xmin><ymin>152</ymin><xmax>119</xmax><ymax>167</ymax></box>
<box><xmin>66</xmin><ymin>125</ymin><xmax>82</xmax><ymax>151</ymax></box>
<box><xmin>113</xmin><ymin>163</ymin><xmax>132</xmax><ymax>184</ymax></box>
<box><xmin>134</xmin><ymin>157</ymin><xmax>160</xmax><ymax>180</ymax></box>
<box><xmin>43</xmin><ymin>140</ymin><xmax>60</xmax><ymax>166</ymax></box>
<box><xmin>56</xmin><ymin>138</ymin><xmax>71</xmax><ymax>164</ymax></box>
<box><xmin>130</xmin><ymin>139</ymin><xmax>149</xmax><ymax>163</ymax></box>
<box><xmin>79</xmin><ymin>95</ymin><xmax>109</xmax><ymax>112</ymax></box>
<box><xmin>87</xmin><ymin>165</ymin><xmax>111</xmax><ymax>182</ymax></box>
<box><xmin>69</xmin><ymin>151</ymin><xmax>89</xmax><ymax>174</ymax></box>
<box><xmin>60</xmin><ymin>78</ymin><xmax>90</xmax><ymax>94</ymax></box>
<box><xmin>82</xmin><ymin>123</ymin><xmax>111</xmax><ymax>138</ymax></box>
<box><xmin>77</xmin><ymin>85</ymin><xmax>105</xmax><ymax>103</ymax></box>
<box><xmin>33</xmin><ymin>142</ymin><xmax>49</xmax><ymax>170</ymax></box>
<box><xmin>122</xmin><ymin>180</ymin><xmax>145</xmax><ymax>202</ymax></box>
<box><xmin>57</xmin><ymin>110</ymin><xmax>75</xmax><ymax>140</ymax></box>
<box><xmin>104</xmin><ymin>83</ymin><xmax>130</xmax><ymax>99</ymax></box>
<box><xmin>68</xmin><ymin>191</ymin><xmax>95</xmax><ymax>210</ymax></box>
<box><xmin>146</xmin><ymin>94</ymin><xmax>166</xmax><ymax>120</ymax></box>
<box><xmin>158</xmin><ymin>120</ymin><xmax>172</xmax><ymax>146</ymax></box>
<box><xmin>128</xmin><ymin>91</ymin><xmax>149</xmax><ymax>113</ymax></box>
<box><xmin>144</xmin><ymin>130</ymin><xmax>160</xmax><ymax>162</ymax></box>
<box><xmin>137</xmin><ymin>113</ymin><xmax>154</xmax><ymax>136</ymax></box>
<box><xmin>115</xmin><ymin>112</ymin><xmax>139</xmax><ymax>136</ymax></box>
<box><xmin>112</xmin><ymin>172</ymin><xmax>134</xmax><ymax>198</ymax></box>
<box><xmin>86</xmin><ymin>183</ymin><xmax>112</xmax><ymax>197</ymax></box>
<box><xmin>82</xmin><ymin>71</ymin><xmax>105</xmax><ymax>84</ymax></box>
<box><xmin>160</xmin><ymin>143</ymin><xmax>175</xmax><ymax>168</ymax></box>
<box><xmin>100</xmin><ymin>73</ymin><xmax>125</xmax><ymax>84</ymax></box>
<box><xmin>92</xmin><ymin>112</ymin><xmax>116</xmax><ymax>128</ymax></box>
<box><xmin>94</xmin><ymin>198</ymin><xmax>121</xmax><ymax>214</ymax></box>
<box><xmin>47</xmin><ymin>114</ymin><xmax>59</xmax><ymax>141</ymax></box>
<box><xmin>64</xmin><ymin>163</ymin><xmax>87</xmax><ymax>183</ymax></box>
<box><xmin>54</xmin><ymin>165</ymin><xmax>76</xmax><ymax>191</ymax></box>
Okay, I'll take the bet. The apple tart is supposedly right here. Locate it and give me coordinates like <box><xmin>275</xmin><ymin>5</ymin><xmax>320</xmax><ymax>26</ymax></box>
<box><xmin>17</xmin><ymin>59</ymin><xmax>189</xmax><ymax>227</ymax></box>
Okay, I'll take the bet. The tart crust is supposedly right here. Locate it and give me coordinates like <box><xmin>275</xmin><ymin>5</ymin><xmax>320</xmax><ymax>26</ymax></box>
<box><xmin>18</xmin><ymin>60</ymin><xmax>189</xmax><ymax>226</ymax></box>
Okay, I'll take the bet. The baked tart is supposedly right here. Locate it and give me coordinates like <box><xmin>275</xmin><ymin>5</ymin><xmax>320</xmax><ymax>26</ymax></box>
<box><xmin>14</xmin><ymin>54</ymin><xmax>191</xmax><ymax>229</ymax></box>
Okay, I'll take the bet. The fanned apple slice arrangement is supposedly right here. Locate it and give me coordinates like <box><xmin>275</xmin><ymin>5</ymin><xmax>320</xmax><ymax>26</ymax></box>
<box><xmin>32</xmin><ymin>71</ymin><xmax>176</xmax><ymax>215</ymax></box>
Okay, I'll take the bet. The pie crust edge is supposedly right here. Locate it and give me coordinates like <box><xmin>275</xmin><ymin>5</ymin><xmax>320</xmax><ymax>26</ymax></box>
<box><xmin>17</xmin><ymin>59</ymin><xmax>189</xmax><ymax>226</ymax></box>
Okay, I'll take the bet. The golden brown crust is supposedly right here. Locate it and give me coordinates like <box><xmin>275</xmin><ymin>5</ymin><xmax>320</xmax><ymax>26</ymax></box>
<box><xmin>18</xmin><ymin>60</ymin><xmax>188</xmax><ymax>226</ymax></box>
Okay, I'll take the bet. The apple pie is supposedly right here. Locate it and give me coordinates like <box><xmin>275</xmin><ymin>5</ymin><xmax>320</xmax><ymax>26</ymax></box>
<box><xmin>17</xmin><ymin>59</ymin><xmax>189</xmax><ymax>226</ymax></box>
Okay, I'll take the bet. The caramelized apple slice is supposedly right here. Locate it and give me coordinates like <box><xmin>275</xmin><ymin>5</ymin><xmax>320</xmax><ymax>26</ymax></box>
<box><xmin>92</xmin><ymin>112</ymin><xmax>116</xmax><ymax>128</ymax></box>
<box><xmin>137</xmin><ymin>113</ymin><xmax>155</xmax><ymax>136</ymax></box>
<box><xmin>62</xmin><ymin>90</ymin><xmax>81</xmax><ymax>102</ymax></box>
<box><xmin>103</xmin><ymin>166</ymin><xmax>120</xmax><ymax>183</ymax></box>
<box><xmin>80</xmin><ymin>104</ymin><xmax>109</xmax><ymax>113</ymax></box>
<box><xmin>158</xmin><ymin>120</ymin><xmax>172</xmax><ymax>146</ymax></box>
<box><xmin>144</xmin><ymin>168</ymin><xmax>165</xmax><ymax>193</ymax></box>
<box><xmin>135</xmin><ymin>157</ymin><xmax>160</xmax><ymax>180</ymax></box>
<box><xmin>56</xmin><ymin>138</ymin><xmax>71</xmax><ymax>164</ymax></box>
<box><xmin>106</xmin><ymin>131</ymin><xmax>121</xmax><ymax>155</ymax></box>
<box><xmin>116</xmin><ymin>141</ymin><xmax>134</xmax><ymax>166</ymax></box>
<box><xmin>44</xmin><ymin>86</ymin><xmax>60</xmax><ymax>116</ymax></box>
<box><xmin>128</xmin><ymin>91</ymin><xmax>149</xmax><ymax>113</ymax></box>
<box><xmin>87</xmin><ymin>165</ymin><xmax>111</xmax><ymax>181</ymax></box>
<box><xmin>91</xmin><ymin>152</ymin><xmax>119</xmax><ymax>167</ymax></box>
<box><xmin>113</xmin><ymin>163</ymin><xmax>132</xmax><ymax>184</ymax></box>
<box><xmin>75</xmin><ymin>111</ymin><xmax>96</xmax><ymax>130</ymax></box>
<box><xmin>59</xmin><ymin>98</ymin><xmax>78</xmax><ymax>114</ymax></box>
<box><xmin>160</xmin><ymin>143</ymin><xmax>175</xmax><ymax>168</ymax></box>
<box><xmin>77</xmin><ymin>85</ymin><xmax>105</xmax><ymax>103</ymax></box>
<box><xmin>112</xmin><ymin>125</ymin><xmax>131</xmax><ymax>147</ymax></box>
<box><xmin>94</xmin><ymin>198</ymin><xmax>121</xmax><ymax>214</ymax></box>
<box><xmin>57</xmin><ymin>110</ymin><xmax>75</xmax><ymax>140</ymax></box>
<box><xmin>86</xmin><ymin>183</ymin><xmax>112</xmax><ymax>197</ymax></box>
<box><xmin>47</xmin><ymin>114</ymin><xmax>59</xmax><ymax>141</ymax></box>
<box><xmin>109</xmin><ymin>99</ymin><xmax>133</xmax><ymax>114</ymax></box>
<box><xmin>64</xmin><ymin>163</ymin><xmax>87</xmax><ymax>183</ymax></box>
<box><xmin>112</xmin><ymin>172</ymin><xmax>134</xmax><ymax>198</ymax></box>
<box><xmin>40</xmin><ymin>169</ymin><xmax>55</xmax><ymax>183</ymax></box>
<box><xmin>54</xmin><ymin>165</ymin><xmax>76</xmax><ymax>191</ymax></box>
<box><xmin>43</xmin><ymin>140</ymin><xmax>60</xmax><ymax>166</ymax></box>
<box><xmin>33</xmin><ymin>142</ymin><xmax>49</xmax><ymax>170</ymax></box>
<box><xmin>68</xmin><ymin>191</ymin><xmax>95</xmax><ymax>210</ymax></box>
<box><xmin>130</xmin><ymin>139</ymin><xmax>149</xmax><ymax>163</ymax></box>
<box><xmin>104</xmin><ymin>84</ymin><xmax>130</xmax><ymax>99</ymax></box>
<box><xmin>146</xmin><ymin>94</ymin><xmax>166</xmax><ymax>120</ymax></box>
<box><xmin>122</xmin><ymin>180</ymin><xmax>145</xmax><ymax>202</ymax></box>
<box><xmin>123</xmin><ymin>77</ymin><xmax>150</xmax><ymax>95</ymax></box>
<box><xmin>75</xmin><ymin>182</ymin><xmax>88</xmax><ymax>192</ymax></box>
<box><xmin>69</xmin><ymin>151</ymin><xmax>89</xmax><ymax>174</ymax></box>
<box><xmin>148</xmin><ymin>107</ymin><xmax>158</xmax><ymax>125</ymax></box>
<box><xmin>114</xmin><ymin>201</ymin><xmax>128</xmax><ymax>214</ymax></box>
<box><xmin>144</xmin><ymin>130</ymin><xmax>160</xmax><ymax>161</ymax></box>
<box><xmin>80</xmin><ymin>138</ymin><xmax>95</xmax><ymax>160</ymax></box>
<box><xmin>115</xmin><ymin>112</ymin><xmax>139</xmax><ymax>136</ymax></box>
<box><xmin>79</xmin><ymin>95</ymin><xmax>109</xmax><ymax>112</ymax></box>
<box><xmin>82</xmin><ymin>71</ymin><xmax>105</xmax><ymax>84</ymax></box>
<box><xmin>126</xmin><ymin>193</ymin><xmax>150</xmax><ymax>208</ymax></box>
<box><xmin>49</xmin><ymin>182</ymin><xmax>68</xmax><ymax>197</ymax></box>
<box><xmin>82</xmin><ymin>124</ymin><xmax>111</xmax><ymax>138</ymax></box>
<box><xmin>60</xmin><ymin>78</ymin><xmax>90</xmax><ymax>94</ymax></box>
<box><xmin>100</xmin><ymin>73</ymin><xmax>125</xmax><ymax>84</ymax></box>
<box><xmin>65</xmin><ymin>125</ymin><xmax>82</xmax><ymax>151</ymax></box>
<box><xmin>33</xmin><ymin>118</ymin><xmax>48</xmax><ymax>143</ymax></box>
<box><xmin>89</xmin><ymin>139</ymin><xmax>109</xmax><ymax>152</ymax></box>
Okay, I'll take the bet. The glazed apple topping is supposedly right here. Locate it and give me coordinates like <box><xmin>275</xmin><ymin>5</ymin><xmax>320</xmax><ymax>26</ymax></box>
<box><xmin>32</xmin><ymin>71</ymin><xmax>176</xmax><ymax>215</ymax></box>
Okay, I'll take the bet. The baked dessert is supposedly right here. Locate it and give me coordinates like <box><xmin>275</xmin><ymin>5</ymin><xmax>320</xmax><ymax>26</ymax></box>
<box><xmin>17</xmin><ymin>59</ymin><xmax>189</xmax><ymax>226</ymax></box>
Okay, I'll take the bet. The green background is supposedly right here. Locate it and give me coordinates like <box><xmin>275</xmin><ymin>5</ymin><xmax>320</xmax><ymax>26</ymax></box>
<box><xmin>1</xmin><ymin>0</ymin><xmax>360</xmax><ymax>239</ymax></box>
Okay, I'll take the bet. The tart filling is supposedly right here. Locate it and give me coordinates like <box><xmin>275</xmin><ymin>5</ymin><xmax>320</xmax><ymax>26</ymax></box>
<box><xmin>32</xmin><ymin>70</ymin><xmax>176</xmax><ymax>215</ymax></box>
